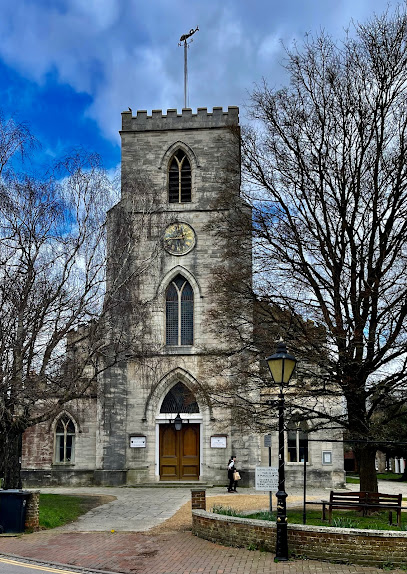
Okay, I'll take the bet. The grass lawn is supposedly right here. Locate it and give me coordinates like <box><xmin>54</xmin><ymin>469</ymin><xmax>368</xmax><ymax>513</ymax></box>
<box><xmin>212</xmin><ymin>504</ymin><xmax>407</xmax><ymax>531</ymax></box>
<box><xmin>346</xmin><ymin>475</ymin><xmax>360</xmax><ymax>484</ymax></box>
<box><xmin>377</xmin><ymin>472</ymin><xmax>405</xmax><ymax>481</ymax></box>
<box><xmin>346</xmin><ymin>472</ymin><xmax>406</xmax><ymax>484</ymax></box>
<box><xmin>39</xmin><ymin>494</ymin><xmax>113</xmax><ymax>529</ymax></box>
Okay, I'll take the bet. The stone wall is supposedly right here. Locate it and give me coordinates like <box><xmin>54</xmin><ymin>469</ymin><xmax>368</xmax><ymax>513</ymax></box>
<box><xmin>192</xmin><ymin>510</ymin><xmax>407</xmax><ymax>567</ymax></box>
<box><xmin>22</xmin><ymin>469</ymin><xmax>95</xmax><ymax>487</ymax></box>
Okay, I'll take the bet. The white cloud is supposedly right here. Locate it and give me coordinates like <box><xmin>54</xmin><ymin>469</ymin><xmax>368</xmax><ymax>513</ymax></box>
<box><xmin>0</xmin><ymin>0</ymin><xmax>401</xmax><ymax>144</ymax></box>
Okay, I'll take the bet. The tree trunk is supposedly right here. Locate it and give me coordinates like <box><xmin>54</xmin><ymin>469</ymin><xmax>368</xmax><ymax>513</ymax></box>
<box><xmin>0</xmin><ymin>430</ymin><xmax>23</xmax><ymax>490</ymax></box>
<box><xmin>355</xmin><ymin>446</ymin><xmax>378</xmax><ymax>493</ymax></box>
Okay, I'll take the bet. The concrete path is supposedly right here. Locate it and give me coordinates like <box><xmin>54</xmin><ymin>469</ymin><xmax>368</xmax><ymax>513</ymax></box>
<box><xmin>40</xmin><ymin>486</ymin><xmax>195</xmax><ymax>532</ymax></box>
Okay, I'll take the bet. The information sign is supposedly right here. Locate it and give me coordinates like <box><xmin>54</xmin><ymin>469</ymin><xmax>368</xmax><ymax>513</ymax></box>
<box><xmin>130</xmin><ymin>436</ymin><xmax>146</xmax><ymax>448</ymax></box>
<box><xmin>255</xmin><ymin>466</ymin><xmax>278</xmax><ymax>491</ymax></box>
<box><xmin>210</xmin><ymin>436</ymin><xmax>227</xmax><ymax>448</ymax></box>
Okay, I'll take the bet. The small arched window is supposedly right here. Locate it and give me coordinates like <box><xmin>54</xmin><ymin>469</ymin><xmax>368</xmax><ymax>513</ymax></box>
<box><xmin>160</xmin><ymin>382</ymin><xmax>199</xmax><ymax>413</ymax></box>
<box><xmin>168</xmin><ymin>150</ymin><xmax>191</xmax><ymax>203</ymax></box>
<box><xmin>55</xmin><ymin>414</ymin><xmax>75</xmax><ymax>463</ymax></box>
<box><xmin>166</xmin><ymin>274</ymin><xmax>193</xmax><ymax>346</ymax></box>
<box><xmin>287</xmin><ymin>419</ymin><xmax>308</xmax><ymax>462</ymax></box>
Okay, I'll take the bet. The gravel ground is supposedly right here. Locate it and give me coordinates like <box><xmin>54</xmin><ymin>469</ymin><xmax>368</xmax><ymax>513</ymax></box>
<box><xmin>149</xmin><ymin>491</ymin><xmax>316</xmax><ymax>533</ymax></box>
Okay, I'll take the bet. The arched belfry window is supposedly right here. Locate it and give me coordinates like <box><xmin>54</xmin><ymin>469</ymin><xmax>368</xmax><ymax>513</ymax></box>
<box><xmin>160</xmin><ymin>381</ymin><xmax>199</xmax><ymax>413</ymax></box>
<box><xmin>169</xmin><ymin>149</ymin><xmax>191</xmax><ymax>203</ymax></box>
<box><xmin>166</xmin><ymin>274</ymin><xmax>193</xmax><ymax>346</ymax></box>
<box><xmin>55</xmin><ymin>414</ymin><xmax>75</xmax><ymax>463</ymax></box>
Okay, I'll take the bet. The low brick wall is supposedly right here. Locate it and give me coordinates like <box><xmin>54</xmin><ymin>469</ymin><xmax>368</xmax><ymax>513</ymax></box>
<box><xmin>25</xmin><ymin>491</ymin><xmax>40</xmax><ymax>531</ymax></box>
<box><xmin>191</xmin><ymin>489</ymin><xmax>206</xmax><ymax>510</ymax></box>
<box><xmin>192</xmin><ymin>510</ymin><xmax>407</xmax><ymax>567</ymax></box>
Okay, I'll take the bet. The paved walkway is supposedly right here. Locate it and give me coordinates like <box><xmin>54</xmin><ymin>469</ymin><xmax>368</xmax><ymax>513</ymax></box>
<box><xmin>0</xmin><ymin>481</ymin><xmax>406</xmax><ymax>574</ymax></box>
<box><xmin>39</xmin><ymin>486</ymin><xmax>194</xmax><ymax>532</ymax></box>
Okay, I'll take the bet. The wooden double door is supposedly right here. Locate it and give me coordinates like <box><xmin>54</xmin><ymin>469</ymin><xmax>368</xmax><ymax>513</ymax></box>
<box><xmin>159</xmin><ymin>423</ymin><xmax>200</xmax><ymax>480</ymax></box>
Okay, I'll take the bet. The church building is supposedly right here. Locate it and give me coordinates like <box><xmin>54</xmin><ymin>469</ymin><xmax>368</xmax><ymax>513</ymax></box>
<box><xmin>21</xmin><ymin>107</ymin><xmax>345</xmax><ymax>488</ymax></box>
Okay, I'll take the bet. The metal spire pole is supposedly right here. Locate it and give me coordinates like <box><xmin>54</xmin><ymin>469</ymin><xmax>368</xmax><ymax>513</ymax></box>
<box><xmin>179</xmin><ymin>26</ymin><xmax>199</xmax><ymax>109</ymax></box>
<box><xmin>184</xmin><ymin>40</ymin><xmax>188</xmax><ymax>109</ymax></box>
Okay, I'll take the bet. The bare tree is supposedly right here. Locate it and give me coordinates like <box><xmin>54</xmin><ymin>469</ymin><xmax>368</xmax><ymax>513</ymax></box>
<box><xmin>231</xmin><ymin>6</ymin><xmax>407</xmax><ymax>492</ymax></box>
<box><xmin>0</xmin><ymin>119</ymin><xmax>163</xmax><ymax>489</ymax></box>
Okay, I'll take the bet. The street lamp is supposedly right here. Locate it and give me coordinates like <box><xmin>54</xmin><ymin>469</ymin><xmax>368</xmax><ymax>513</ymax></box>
<box><xmin>266</xmin><ymin>340</ymin><xmax>297</xmax><ymax>562</ymax></box>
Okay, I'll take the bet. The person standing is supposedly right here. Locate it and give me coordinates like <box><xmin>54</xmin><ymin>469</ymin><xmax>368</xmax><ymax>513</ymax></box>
<box><xmin>227</xmin><ymin>455</ymin><xmax>238</xmax><ymax>492</ymax></box>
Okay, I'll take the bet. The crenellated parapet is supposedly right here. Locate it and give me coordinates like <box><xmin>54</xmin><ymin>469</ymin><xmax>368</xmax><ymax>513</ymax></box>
<box><xmin>121</xmin><ymin>106</ymin><xmax>239</xmax><ymax>132</ymax></box>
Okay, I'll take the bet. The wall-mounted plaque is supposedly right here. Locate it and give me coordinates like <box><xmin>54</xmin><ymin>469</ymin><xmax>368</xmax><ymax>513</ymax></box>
<box><xmin>210</xmin><ymin>436</ymin><xmax>227</xmax><ymax>448</ymax></box>
<box><xmin>130</xmin><ymin>436</ymin><xmax>146</xmax><ymax>448</ymax></box>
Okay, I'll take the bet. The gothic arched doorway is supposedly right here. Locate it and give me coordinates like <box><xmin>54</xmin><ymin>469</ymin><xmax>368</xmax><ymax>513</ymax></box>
<box><xmin>159</xmin><ymin>382</ymin><xmax>200</xmax><ymax>481</ymax></box>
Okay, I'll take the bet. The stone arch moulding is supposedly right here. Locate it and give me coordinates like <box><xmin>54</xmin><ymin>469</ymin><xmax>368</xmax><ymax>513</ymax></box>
<box><xmin>157</xmin><ymin>265</ymin><xmax>201</xmax><ymax>300</ymax></box>
<box><xmin>158</xmin><ymin>140</ymin><xmax>200</xmax><ymax>172</ymax></box>
<box><xmin>143</xmin><ymin>367</ymin><xmax>214</xmax><ymax>422</ymax></box>
<box><xmin>48</xmin><ymin>410</ymin><xmax>81</xmax><ymax>434</ymax></box>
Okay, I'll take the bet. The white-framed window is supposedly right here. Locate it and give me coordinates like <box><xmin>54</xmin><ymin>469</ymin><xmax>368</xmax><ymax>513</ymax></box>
<box><xmin>55</xmin><ymin>414</ymin><xmax>75</xmax><ymax>464</ymax></box>
<box><xmin>287</xmin><ymin>419</ymin><xmax>308</xmax><ymax>463</ymax></box>
<box><xmin>322</xmin><ymin>450</ymin><xmax>332</xmax><ymax>465</ymax></box>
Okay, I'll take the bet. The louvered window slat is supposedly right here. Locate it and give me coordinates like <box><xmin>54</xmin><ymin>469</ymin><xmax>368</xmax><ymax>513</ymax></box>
<box><xmin>168</xmin><ymin>151</ymin><xmax>191</xmax><ymax>203</ymax></box>
<box><xmin>165</xmin><ymin>274</ymin><xmax>193</xmax><ymax>346</ymax></box>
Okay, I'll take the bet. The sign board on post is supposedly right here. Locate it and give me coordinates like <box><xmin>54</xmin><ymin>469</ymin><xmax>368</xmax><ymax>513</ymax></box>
<box><xmin>255</xmin><ymin>466</ymin><xmax>279</xmax><ymax>491</ymax></box>
<box><xmin>264</xmin><ymin>434</ymin><xmax>272</xmax><ymax>448</ymax></box>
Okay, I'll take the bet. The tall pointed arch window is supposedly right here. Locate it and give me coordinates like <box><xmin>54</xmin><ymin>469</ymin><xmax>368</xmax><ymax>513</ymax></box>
<box><xmin>54</xmin><ymin>414</ymin><xmax>76</xmax><ymax>463</ymax></box>
<box><xmin>168</xmin><ymin>149</ymin><xmax>191</xmax><ymax>203</ymax></box>
<box><xmin>166</xmin><ymin>274</ymin><xmax>193</xmax><ymax>346</ymax></box>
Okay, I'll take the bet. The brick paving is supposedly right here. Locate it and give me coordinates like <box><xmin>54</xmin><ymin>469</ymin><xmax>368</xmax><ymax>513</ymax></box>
<box><xmin>0</xmin><ymin>530</ymin><xmax>405</xmax><ymax>574</ymax></box>
<box><xmin>1</xmin><ymin>482</ymin><xmax>407</xmax><ymax>574</ymax></box>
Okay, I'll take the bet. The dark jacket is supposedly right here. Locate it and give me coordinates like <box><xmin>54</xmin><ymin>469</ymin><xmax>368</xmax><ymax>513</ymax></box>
<box><xmin>227</xmin><ymin>459</ymin><xmax>236</xmax><ymax>479</ymax></box>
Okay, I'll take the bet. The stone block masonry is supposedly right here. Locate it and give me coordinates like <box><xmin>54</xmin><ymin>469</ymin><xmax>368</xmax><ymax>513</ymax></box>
<box><xmin>121</xmin><ymin>107</ymin><xmax>239</xmax><ymax>132</ymax></box>
<box><xmin>192</xmin><ymin>509</ymin><xmax>407</xmax><ymax>567</ymax></box>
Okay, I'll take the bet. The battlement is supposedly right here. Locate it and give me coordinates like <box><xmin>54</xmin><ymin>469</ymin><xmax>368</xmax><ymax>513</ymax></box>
<box><xmin>121</xmin><ymin>106</ymin><xmax>239</xmax><ymax>132</ymax></box>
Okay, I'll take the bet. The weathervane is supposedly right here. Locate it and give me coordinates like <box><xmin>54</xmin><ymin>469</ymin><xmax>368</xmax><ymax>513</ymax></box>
<box><xmin>179</xmin><ymin>26</ymin><xmax>199</xmax><ymax>109</ymax></box>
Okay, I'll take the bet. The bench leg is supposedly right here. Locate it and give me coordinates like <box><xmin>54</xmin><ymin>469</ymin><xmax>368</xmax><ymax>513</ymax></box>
<box><xmin>388</xmin><ymin>511</ymin><xmax>392</xmax><ymax>525</ymax></box>
<box><xmin>322</xmin><ymin>502</ymin><xmax>327</xmax><ymax>521</ymax></box>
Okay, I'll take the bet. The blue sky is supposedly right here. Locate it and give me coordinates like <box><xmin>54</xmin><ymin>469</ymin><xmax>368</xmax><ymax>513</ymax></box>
<box><xmin>0</xmin><ymin>0</ymin><xmax>397</xmax><ymax>171</ymax></box>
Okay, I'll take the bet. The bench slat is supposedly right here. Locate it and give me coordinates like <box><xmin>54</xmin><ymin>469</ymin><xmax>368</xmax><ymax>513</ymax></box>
<box><xmin>322</xmin><ymin>491</ymin><xmax>403</xmax><ymax>527</ymax></box>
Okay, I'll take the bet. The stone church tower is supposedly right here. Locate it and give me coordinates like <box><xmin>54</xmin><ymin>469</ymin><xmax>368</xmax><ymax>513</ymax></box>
<box><xmin>95</xmin><ymin>106</ymin><xmax>258</xmax><ymax>485</ymax></box>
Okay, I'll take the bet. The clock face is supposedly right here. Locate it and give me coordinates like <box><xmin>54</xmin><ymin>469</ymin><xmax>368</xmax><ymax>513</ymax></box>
<box><xmin>163</xmin><ymin>222</ymin><xmax>196</xmax><ymax>255</ymax></box>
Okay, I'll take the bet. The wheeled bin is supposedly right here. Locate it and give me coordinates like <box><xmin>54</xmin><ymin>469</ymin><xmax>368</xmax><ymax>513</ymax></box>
<box><xmin>0</xmin><ymin>490</ymin><xmax>30</xmax><ymax>533</ymax></box>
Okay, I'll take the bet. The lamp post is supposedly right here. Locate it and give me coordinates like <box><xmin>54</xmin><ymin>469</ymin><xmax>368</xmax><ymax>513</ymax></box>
<box><xmin>266</xmin><ymin>341</ymin><xmax>297</xmax><ymax>562</ymax></box>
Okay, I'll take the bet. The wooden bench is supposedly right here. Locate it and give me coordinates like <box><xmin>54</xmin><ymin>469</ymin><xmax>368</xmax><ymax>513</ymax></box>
<box><xmin>321</xmin><ymin>491</ymin><xmax>403</xmax><ymax>527</ymax></box>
